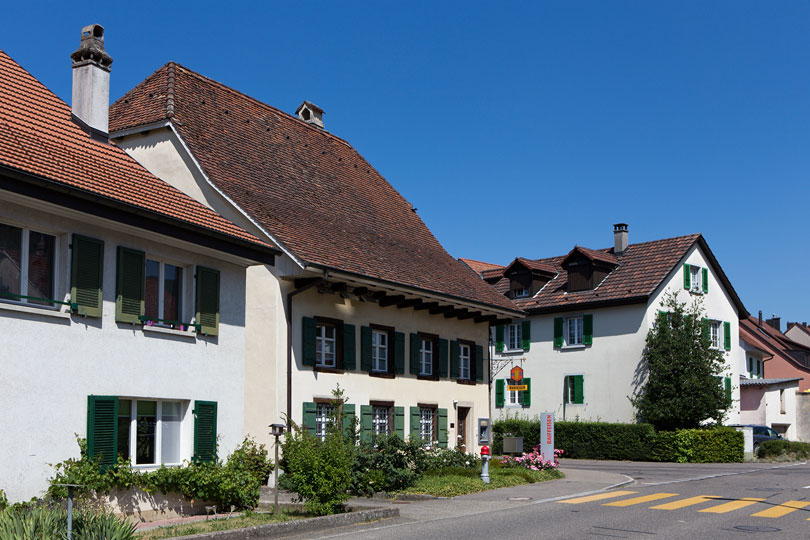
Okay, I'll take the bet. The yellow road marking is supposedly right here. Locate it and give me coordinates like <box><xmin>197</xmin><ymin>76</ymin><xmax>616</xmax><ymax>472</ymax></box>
<box><xmin>651</xmin><ymin>495</ymin><xmax>720</xmax><ymax>510</ymax></box>
<box><xmin>751</xmin><ymin>500</ymin><xmax>810</xmax><ymax>518</ymax></box>
<box><xmin>603</xmin><ymin>493</ymin><xmax>679</xmax><ymax>507</ymax></box>
<box><xmin>699</xmin><ymin>498</ymin><xmax>765</xmax><ymax>514</ymax></box>
<box><xmin>558</xmin><ymin>491</ymin><xmax>638</xmax><ymax>504</ymax></box>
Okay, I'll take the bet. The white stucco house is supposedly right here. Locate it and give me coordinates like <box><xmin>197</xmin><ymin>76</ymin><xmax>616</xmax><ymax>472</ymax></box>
<box><xmin>0</xmin><ymin>30</ymin><xmax>278</xmax><ymax>502</ymax></box>
<box><xmin>462</xmin><ymin>224</ymin><xmax>749</xmax><ymax>425</ymax></box>
<box><xmin>108</xmin><ymin>61</ymin><xmax>522</xmax><ymax>453</ymax></box>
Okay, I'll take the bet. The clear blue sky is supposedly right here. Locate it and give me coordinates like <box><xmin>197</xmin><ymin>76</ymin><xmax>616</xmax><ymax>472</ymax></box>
<box><xmin>3</xmin><ymin>2</ymin><xmax>809</xmax><ymax>325</ymax></box>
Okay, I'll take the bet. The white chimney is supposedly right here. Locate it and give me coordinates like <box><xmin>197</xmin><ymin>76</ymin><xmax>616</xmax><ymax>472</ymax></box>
<box><xmin>613</xmin><ymin>223</ymin><xmax>628</xmax><ymax>255</ymax></box>
<box><xmin>70</xmin><ymin>24</ymin><xmax>112</xmax><ymax>139</ymax></box>
<box><xmin>295</xmin><ymin>101</ymin><xmax>324</xmax><ymax>129</ymax></box>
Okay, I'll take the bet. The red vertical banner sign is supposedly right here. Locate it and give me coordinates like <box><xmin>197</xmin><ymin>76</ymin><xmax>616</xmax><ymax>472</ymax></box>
<box><xmin>540</xmin><ymin>412</ymin><xmax>554</xmax><ymax>459</ymax></box>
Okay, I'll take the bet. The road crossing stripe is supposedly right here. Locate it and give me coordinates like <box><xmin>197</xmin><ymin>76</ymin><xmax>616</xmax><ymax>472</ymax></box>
<box><xmin>558</xmin><ymin>491</ymin><xmax>638</xmax><ymax>504</ymax></box>
<box><xmin>651</xmin><ymin>495</ymin><xmax>720</xmax><ymax>510</ymax></box>
<box><xmin>603</xmin><ymin>493</ymin><xmax>679</xmax><ymax>507</ymax></box>
<box><xmin>751</xmin><ymin>500</ymin><xmax>810</xmax><ymax>518</ymax></box>
<box><xmin>699</xmin><ymin>497</ymin><xmax>765</xmax><ymax>514</ymax></box>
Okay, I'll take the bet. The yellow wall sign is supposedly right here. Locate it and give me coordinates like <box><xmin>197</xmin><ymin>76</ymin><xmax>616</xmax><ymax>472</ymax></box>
<box><xmin>507</xmin><ymin>384</ymin><xmax>528</xmax><ymax>391</ymax></box>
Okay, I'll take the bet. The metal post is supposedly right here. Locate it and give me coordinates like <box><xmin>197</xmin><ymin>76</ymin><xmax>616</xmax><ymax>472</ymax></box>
<box><xmin>274</xmin><ymin>435</ymin><xmax>280</xmax><ymax>515</ymax></box>
<box><xmin>66</xmin><ymin>486</ymin><xmax>73</xmax><ymax>540</ymax></box>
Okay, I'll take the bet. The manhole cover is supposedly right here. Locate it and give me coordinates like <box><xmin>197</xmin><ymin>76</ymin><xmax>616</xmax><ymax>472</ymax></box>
<box><xmin>507</xmin><ymin>497</ymin><xmax>532</xmax><ymax>501</ymax></box>
<box><xmin>734</xmin><ymin>525</ymin><xmax>780</xmax><ymax>533</ymax></box>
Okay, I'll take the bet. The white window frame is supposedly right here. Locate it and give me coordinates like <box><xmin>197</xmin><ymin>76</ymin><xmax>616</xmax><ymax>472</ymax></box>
<box><xmin>120</xmin><ymin>398</ymin><xmax>184</xmax><ymax>468</ymax></box>
<box><xmin>690</xmin><ymin>265</ymin><xmax>703</xmax><ymax>293</ymax></box>
<box><xmin>420</xmin><ymin>338</ymin><xmax>434</xmax><ymax>376</ymax></box>
<box><xmin>565</xmin><ymin>375</ymin><xmax>576</xmax><ymax>405</ymax></box>
<box><xmin>0</xmin><ymin>222</ymin><xmax>60</xmax><ymax>310</ymax></box>
<box><xmin>459</xmin><ymin>343</ymin><xmax>471</xmax><ymax>380</ymax></box>
<box><xmin>710</xmin><ymin>320</ymin><xmax>722</xmax><ymax>350</ymax></box>
<box><xmin>747</xmin><ymin>356</ymin><xmax>764</xmax><ymax>379</ymax></box>
<box><xmin>316</xmin><ymin>323</ymin><xmax>337</xmax><ymax>368</ymax></box>
<box><xmin>144</xmin><ymin>258</ymin><xmax>186</xmax><ymax>326</ymax></box>
<box><xmin>372</xmin><ymin>406</ymin><xmax>391</xmax><ymax>435</ymax></box>
<box><xmin>505</xmin><ymin>384</ymin><xmax>523</xmax><ymax>407</ymax></box>
<box><xmin>513</xmin><ymin>287</ymin><xmax>529</xmax><ymax>298</ymax></box>
<box><xmin>419</xmin><ymin>407</ymin><xmax>435</xmax><ymax>444</ymax></box>
<box><xmin>372</xmin><ymin>329</ymin><xmax>388</xmax><ymax>372</ymax></box>
<box><xmin>315</xmin><ymin>402</ymin><xmax>335</xmax><ymax>441</ymax></box>
<box><xmin>506</xmin><ymin>323</ymin><xmax>522</xmax><ymax>351</ymax></box>
<box><xmin>565</xmin><ymin>316</ymin><xmax>584</xmax><ymax>347</ymax></box>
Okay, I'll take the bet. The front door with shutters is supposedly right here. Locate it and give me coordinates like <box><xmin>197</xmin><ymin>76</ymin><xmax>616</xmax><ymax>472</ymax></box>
<box><xmin>457</xmin><ymin>407</ymin><xmax>469</xmax><ymax>451</ymax></box>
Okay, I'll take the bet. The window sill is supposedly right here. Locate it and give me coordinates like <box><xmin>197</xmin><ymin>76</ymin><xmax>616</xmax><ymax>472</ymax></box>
<box><xmin>314</xmin><ymin>366</ymin><xmax>344</xmax><ymax>374</ymax></box>
<box><xmin>0</xmin><ymin>301</ymin><xmax>71</xmax><ymax>319</ymax></box>
<box><xmin>561</xmin><ymin>344</ymin><xmax>586</xmax><ymax>350</ymax></box>
<box><xmin>417</xmin><ymin>375</ymin><xmax>440</xmax><ymax>381</ymax></box>
<box><xmin>131</xmin><ymin>462</ymin><xmax>182</xmax><ymax>471</ymax></box>
<box><xmin>369</xmin><ymin>371</ymin><xmax>395</xmax><ymax>379</ymax></box>
<box><xmin>456</xmin><ymin>378</ymin><xmax>476</xmax><ymax>386</ymax></box>
<box><xmin>143</xmin><ymin>324</ymin><xmax>197</xmax><ymax>339</ymax></box>
<box><xmin>498</xmin><ymin>349</ymin><xmax>526</xmax><ymax>355</ymax></box>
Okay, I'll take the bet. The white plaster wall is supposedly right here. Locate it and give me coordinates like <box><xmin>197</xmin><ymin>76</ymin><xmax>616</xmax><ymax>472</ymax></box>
<box><xmin>763</xmin><ymin>385</ymin><xmax>798</xmax><ymax>440</ymax></box>
<box><xmin>0</xmin><ymin>199</ymin><xmax>248</xmax><ymax>502</ymax></box>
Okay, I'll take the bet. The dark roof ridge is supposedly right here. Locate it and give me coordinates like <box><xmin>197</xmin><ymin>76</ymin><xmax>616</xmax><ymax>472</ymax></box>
<box><xmin>519</xmin><ymin>233</ymin><xmax>702</xmax><ymax>265</ymax></box>
<box><xmin>165</xmin><ymin>62</ymin><xmax>176</xmax><ymax>118</ymax></box>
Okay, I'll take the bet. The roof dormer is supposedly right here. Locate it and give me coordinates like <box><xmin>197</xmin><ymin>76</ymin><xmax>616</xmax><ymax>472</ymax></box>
<box><xmin>562</xmin><ymin>246</ymin><xmax>618</xmax><ymax>292</ymax></box>
<box><xmin>502</xmin><ymin>258</ymin><xmax>556</xmax><ymax>299</ymax></box>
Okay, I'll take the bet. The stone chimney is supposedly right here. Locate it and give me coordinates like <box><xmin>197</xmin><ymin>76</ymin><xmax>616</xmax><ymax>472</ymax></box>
<box><xmin>295</xmin><ymin>101</ymin><xmax>324</xmax><ymax>129</ymax></box>
<box><xmin>613</xmin><ymin>223</ymin><xmax>628</xmax><ymax>255</ymax></box>
<box><xmin>70</xmin><ymin>24</ymin><xmax>112</xmax><ymax>139</ymax></box>
<box><xmin>766</xmin><ymin>316</ymin><xmax>781</xmax><ymax>332</ymax></box>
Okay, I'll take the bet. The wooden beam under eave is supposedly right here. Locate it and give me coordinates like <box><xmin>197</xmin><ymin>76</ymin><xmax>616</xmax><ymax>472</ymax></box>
<box><xmin>414</xmin><ymin>302</ymin><xmax>439</xmax><ymax>311</ymax></box>
<box><xmin>379</xmin><ymin>294</ymin><xmax>406</xmax><ymax>308</ymax></box>
<box><xmin>445</xmin><ymin>308</ymin><xmax>469</xmax><ymax>319</ymax></box>
<box><xmin>474</xmin><ymin>314</ymin><xmax>497</xmax><ymax>324</ymax></box>
<box><xmin>429</xmin><ymin>305</ymin><xmax>454</xmax><ymax>315</ymax></box>
<box><xmin>397</xmin><ymin>298</ymin><xmax>422</xmax><ymax>309</ymax></box>
<box><xmin>458</xmin><ymin>311</ymin><xmax>481</xmax><ymax>320</ymax></box>
<box><xmin>294</xmin><ymin>277</ymin><xmax>323</xmax><ymax>289</ymax></box>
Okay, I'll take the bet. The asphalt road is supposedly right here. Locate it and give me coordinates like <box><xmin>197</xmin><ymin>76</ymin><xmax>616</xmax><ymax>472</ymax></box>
<box><xmin>281</xmin><ymin>460</ymin><xmax>810</xmax><ymax>540</ymax></box>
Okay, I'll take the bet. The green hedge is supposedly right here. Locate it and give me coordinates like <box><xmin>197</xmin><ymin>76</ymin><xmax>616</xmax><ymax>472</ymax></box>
<box><xmin>758</xmin><ymin>440</ymin><xmax>810</xmax><ymax>460</ymax></box>
<box><xmin>492</xmin><ymin>419</ymin><xmax>743</xmax><ymax>463</ymax></box>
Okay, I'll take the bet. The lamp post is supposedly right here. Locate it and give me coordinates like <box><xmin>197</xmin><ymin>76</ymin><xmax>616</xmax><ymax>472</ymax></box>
<box><xmin>269</xmin><ymin>423</ymin><xmax>285</xmax><ymax>515</ymax></box>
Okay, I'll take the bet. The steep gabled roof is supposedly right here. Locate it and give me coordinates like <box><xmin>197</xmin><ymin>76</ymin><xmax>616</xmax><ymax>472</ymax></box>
<box><xmin>740</xmin><ymin>316</ymin><xmax>810</xmax><ymax>369</ymax></box>
<box><xmin>507</xmin><ymin>257</ymin><xmax>557</xmax><ymax>276</ymax></box>
<box><xmin>459</xmin><ymin>258</ymin><xmax>505</xmax><ymax>276</ymax></box>
<box><xmin>562</xmin><ymin>246</ymin><xmax>618</xmax><ymax>268</ymax></box>
<box><xmin>0</xmin><ymin>50</ymin><xmax>275</xmax><ymax>258</ymax></box>
<box><xmin>110</xmin><ymin>63</ymin><xmax>518</xmax><ymax>313</ymax></box>
<box><xmin>467</xmin><ymin>234</ymin><xmax>748</xmax><ymax>315</ymax></box>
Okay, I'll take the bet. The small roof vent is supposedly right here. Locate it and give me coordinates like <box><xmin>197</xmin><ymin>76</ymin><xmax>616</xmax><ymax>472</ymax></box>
<box><xmin>295</xmin><ymin>101</ymin><xmax>324</xmax><ymax>129</ymax></box>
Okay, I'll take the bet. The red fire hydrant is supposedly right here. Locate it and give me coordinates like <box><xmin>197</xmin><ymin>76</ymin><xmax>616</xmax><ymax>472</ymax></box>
<box><xmin>480</xmin><ymin>445</ymin><xmax>491</xmax><ymax>484</ymax></box>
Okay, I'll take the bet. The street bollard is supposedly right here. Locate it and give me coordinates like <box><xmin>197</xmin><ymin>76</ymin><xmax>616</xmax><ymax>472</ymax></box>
<box><xmin>480</xmin><ymin>445</ymin><xmax>491</xmax><ymax>484</ymax></box>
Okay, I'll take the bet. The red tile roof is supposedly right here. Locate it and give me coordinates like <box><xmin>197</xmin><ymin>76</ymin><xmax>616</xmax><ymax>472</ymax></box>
<box><xmin>0</xmin><ymin>50</ymin><xmax>273</xmax><ymax>254</ymax></box>
<box><xmin>562</xmin><ymin>246</ymin><xmax>618</xmax><ymax>267</ymax></box>
<box><xmin>459</xmin><ymin>258</ymin><xmax>505</xmax><ymax>275</ymax></box>
<box><xmin>110</xmin><ymin>63</ymin><xmax>518</xmax><ymax>313</ymax></box>
<box><xmin>510</xmin><ymin>257</ymin><xmax>557</xmax><ymax>276</ymax></box>
<box><xmin>740</xmin><ymin>317</ymin><xmax>810</xmax><ymax>389</ymax></box>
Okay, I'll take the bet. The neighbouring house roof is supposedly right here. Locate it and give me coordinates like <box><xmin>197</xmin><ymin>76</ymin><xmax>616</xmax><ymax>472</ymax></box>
<box><xmin>739</xmin><ymin>377</ymin><xmax>802</xmax><ymax>387</ymax></box>
<box><xmin>459</xmin><ymin>258</ymin><xmax>505</xmax><ymax>275</ymax></box>
<box><xmin>0</xmin><ymin>50</ymin><xmax>276</xmax><ymax>260</ymax></box>
<box><xmin>740</xmin><ymin>316</ymin><xmax>810</xmax><ymax>371</ymax></box>
<box><xmin>468</xmin><ymin>234</ymin><xmax>748</xmax><ymax>316</ymax></box>
<box><xmin>110</xmin><ymin>62</ymin><xmax>519</xmax><ymax>314</ymax></box>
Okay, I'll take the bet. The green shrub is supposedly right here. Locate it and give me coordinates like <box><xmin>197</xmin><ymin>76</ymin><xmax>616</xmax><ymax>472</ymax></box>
<box><xmin>758</xmin><ymin>440</ymin><xmax>810</xmax><ymax>459</ymax></box>
<box><xmin>650</xmin><ymin>428</ymin><xmax>743</xmax><ymax>463</ymax></box>
<box><xmin>225</xmin><ymin>437</ymin><xmax>273</xmax><ymax>484</ymax></box>
<box><xmin>350</xmin><ymin>435</ymin><xmax>423</xmax><ymax>496</ymax></box>
<box><xmin>421</xmin><ymin>445</ymin><xmax>481</xmax><ymax>471</ymax></box>
<box><xmin>0</xmin><ymin>489</ymin><xmax>7</xmax><ymax>511</ymax></box>
<box><xmin>0</xmin><ymin>503</ymin><xmax>136</xmax><ymax>540</ymax></box>
<box><xmin>492</xmin><ymin>418</ymin><xmax>541</xmax><ymax>454</ymax></box>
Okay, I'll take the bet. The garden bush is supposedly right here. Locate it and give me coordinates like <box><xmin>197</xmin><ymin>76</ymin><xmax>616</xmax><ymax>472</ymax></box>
<box><xmin>500</xmin><ymin>446</ymin><xmax>562</xmax><ymax>470</ymax></box>
<box><xmin>649</xmin><ymin>428</ymin><xmax>743</xmax><ymax>463</ymax></box>
<box><xmin>0</xmin><ymin>502</ymin><xmax>136</xmax><ymax>540</ymax></box>
<box><xmin>758</xmin><ymin>440</ymin><xmax>810</xmax><ymax>460</ymax></box>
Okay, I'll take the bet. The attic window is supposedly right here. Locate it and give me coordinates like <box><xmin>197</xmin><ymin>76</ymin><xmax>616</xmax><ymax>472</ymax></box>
<box><xmin>301</xmin><ymin>108</ymin><xmax>311</xmax><ymax>121</ymax></box>
<box><xmin>513</xmin><ymin>288</ymin><xmax>529</xmax><ymax>298</ymax></box>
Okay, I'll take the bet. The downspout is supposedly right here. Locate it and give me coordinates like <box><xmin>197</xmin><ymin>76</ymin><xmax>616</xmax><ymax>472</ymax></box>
<box><xmin>286</xmin><ymin>273</ymin><xmax>328</xmax><ymax>428</ymax></box>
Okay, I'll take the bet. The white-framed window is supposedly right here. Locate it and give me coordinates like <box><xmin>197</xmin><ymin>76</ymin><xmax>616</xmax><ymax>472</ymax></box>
<box><xmin>420</xmin><ymin>338</ymin><xmax>434</xmax><ymax>376</ymax></box>
<box><xmin>566</xmin><ymin>316</ymin><xmax>584</xmax><ymax>347</ymax></box>
<box><xmin>372</xmin><ymin>406</ymin><xmax>391</xmax><ymax>435</ymax></box>
<box><xmin>506</xmin><ymin>384</ymin><xmax>523</xmax><ymax>407</ymax></box>
<box><xmin>419</xmin><ymin>407</ymin><xmax>436</xmax><ymax>443</ymax></box>
<box><xmin>145</xmin><ymin>259</ymin><xmax>184</xmax><ymax>325</ymax></box>
<box><xmin>316</xmin><ymin>323</ymin><xmax>337</xmax><ymax>367</ymax></box>
<box><xmin>0</xmin><ymin>222</ymin><xmax>57</xmax><ymax>307</ymax></box>
<box><xmin>506</xmin><ymin>323</ymin><xmax>522</xmax><ymax>350</ymax></box>
<box><xmin>690</xmin><ymin>265</ymin><xmax>703</xmax><ymax>293</ymax></box>
<box><xmin>372</xmin><ymin>330</ymin><xmax>388</xmax><ymax>372</ymax></box>
<box><xmin>513</xmin><ymin>287</ymin><xmax>529</xmax><ymax>298</ymax></box>
<box><xmin>747</xmin><ymin>356</ymin><xmax>764</xmax><ymax>379</ymax></box>
<box><xmin>566</xmin><ymin>376</ymin><xmax>576</xmax><ymax>404</ymax></box>
<box><xmin>710</xmin><ymin>320</ymin><xmax>722</xmax><ymax>349</ymax></box>
<box><xmin>117</xmin><ymin>398</ymin><xmax>183</xmax><ymax>466</ymax></box>
<box><xmin>459</xmin><ymin>343</ymin><xmax>471</xmax><ymax>380</ymax></box>
<box><xmin>315</xmin><ymin>403</ymin><xmax>335</xmax><ymax>441</ymax></box>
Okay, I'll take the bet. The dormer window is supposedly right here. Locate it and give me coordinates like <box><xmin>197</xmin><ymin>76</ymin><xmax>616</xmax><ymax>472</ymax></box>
<box><xmin>513</xmin><ymin>287</ymin><xmax>529</xmax><ymax>298</ymax></box>
<box><xmin>503</xmin><ymin>258</ymin><xmax>556</xmax><ymax>300</ymax></box>
<box><xmin>562</xmin><ymin>247</ymin><xmax>618</xmax><ymax>293</ymax></box>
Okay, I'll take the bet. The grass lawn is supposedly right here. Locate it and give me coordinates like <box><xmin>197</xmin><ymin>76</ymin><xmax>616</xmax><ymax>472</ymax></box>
<box><xmin>135</xmin><ymin>510</ymin><xmax>309</xmax><ymax>539</ymax></box>
<box><xmin>398</xmin><ymin>466</ymin><xmax>564</xmax><ymax>498</ymax></box>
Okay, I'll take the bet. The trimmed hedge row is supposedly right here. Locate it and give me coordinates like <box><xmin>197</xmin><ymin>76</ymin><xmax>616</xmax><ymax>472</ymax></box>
<box><xmin>758</xmin><ymin>440</ymin><xmax>810</xmax><ymax>460</ymax></box>
<box><xmin>493</xmin><ymin>419</ymin><xmax>743</xmax><ymax>463</ymax></box>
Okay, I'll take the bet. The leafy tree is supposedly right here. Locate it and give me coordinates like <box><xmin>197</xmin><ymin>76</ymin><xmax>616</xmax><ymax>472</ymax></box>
<box><xmin>632</xmin><ymin>293</ymin><xmax>731</xmax><ymax>430</ymax></box>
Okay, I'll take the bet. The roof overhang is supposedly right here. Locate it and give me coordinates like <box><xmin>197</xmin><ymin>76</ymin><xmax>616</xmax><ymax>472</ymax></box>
<box><xmin>523</xmin><ymin>294</ymin><xmax>649</xmax><ymax>315</ymax></box>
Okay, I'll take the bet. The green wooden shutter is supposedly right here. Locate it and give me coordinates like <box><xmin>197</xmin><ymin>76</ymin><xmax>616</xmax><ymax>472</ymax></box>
<box><xmin>360</xmin><ymin>405</ymin><xmax>373</xmax><ymax>442</ymax></box>
<box><xmin>495</xmin><ymin>325</ymin><xmax>504</xmax><ymax>352</ymax></box>
<box><xmin>343</xmin><ymin>323</ymin><xmax>356</xmax><ymax>370</ymax></box>
<box><xmin>701</xmin><ymin>318</ymin><xmax>710</xmax><ymax>342</ymax></box>
<box><xmin>360</xmin><ymin>326</ymin><xmax>372</xmax><ymax>371</ymax></box>
<box><xmin>583</xmin><ymin>314</ymin><xmax>593</xmax><ymax>345</ymax></box>
<box><xmin>724</xmin><ymin>321</ymin><xmax>731</xmax><ymax>350</ymax></box>
<box><xmin>521</xmin><ymin>320</ymin><xmax>531</xmax><ymax>350</ymax></box>
<box><xmin>115</xmin><ymin>247</ymin><xmax>145</xmax><ymax>324</ymax></box>
<box><xmin>702</xmin><ymin>267</ymin><xmax>709</xmax><ymax>293</ymax></box>
<box><xmin>342</xmin><ymin>403</ymin><xmax>355</xmax><ymax>438</ymax></box>
<box><xmin>450</xmin><ymin>341</ymin><xmax>460</xmax><ymax>379</ymax></box>
<box><xmin>410</xmin><ymin>333</ymin><xmax>420</xmax><ymax>375</ymax></box>
<box><xmin>394</xmin><ymin>406</ymin><xmax>405</xmax><ymax>438</ymax></box>
<box><xmin>410</xmin><ymin>406</ymin><xmax>420</xmax><ymax>439</ymax></box>
<box><xmin>438</xmin><ymin>338</ymin><xmax>449</xmax><ymax>378</ymax></box>
<box><xmin>71</xmin><ymin>235</ymin><xmax>104</xmax><ymax>317</ymax></box>
<box><xmin>553</xmin><ymin>318</ymin><xmax>563</xmax><ymax>348</ymax></box>
<box><xmin>394</xmin><ymin>332</ymin><xmax>405</xmax><ymax>374</ymax></box>
<box><xmin>724</xmin><ymin>376</ymin><xmax>732</xmax><ymax>401</ymax></box>
<box><xmin>563</xmin><ymin>376</ymin><xmax>570</xmax><ymax>404</ymax></box>
<box><xmin>683</xmin><ymin>264</ymin><xmax>691</xmax><ymax>289</ymax></box>
<box><xmin>522</xmin><ymin>378</ymin><xmax>532</xmax><ymax>407</ymax></box>
<box><xmin>495</xmin><ymin>379</ymin><xmax>505</xmax><ymax>408</ymax></box>
<box><xmin>302</xmin><ymin>317</ymin><xmax>317</xmax><ymax>366</ymax></box>
<box><xmin>437</xmin><ymin>409</ymin><xmax>448</xmax><ymax>448</ymax></box>
<box><xmin>475</xmin><ymin>345</ymin><xmax>484</xmax><ymax>382</ymax></box>
<box><xmin>195</xmin><ymin>266</ymin><xmax>220</xmax><ymax>336</ymax></box>
<box><xmin>573</xmin><ymin>375</ymin><xmax>584</xmax><ymax>404</ymax></box>
<box><xmin>193</xmin><ymin>400</ymin><xmax>217</xmax><ymax>463</ymax></box>
<box><xmin>87</xmin><ymin>395</ymin><xmax>118</xmax><ymax>470</ymax></box>
<box><xmin>302</xmin><ymin>402</ymin><xmax>317</xmax><ymax>436</ymax></box>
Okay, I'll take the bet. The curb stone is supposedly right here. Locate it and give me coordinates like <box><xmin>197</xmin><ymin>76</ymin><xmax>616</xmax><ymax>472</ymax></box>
<box><xmin>153</xmin><ymin>506</ymin><xmax>399</xmax><ymax>539</ymax></box>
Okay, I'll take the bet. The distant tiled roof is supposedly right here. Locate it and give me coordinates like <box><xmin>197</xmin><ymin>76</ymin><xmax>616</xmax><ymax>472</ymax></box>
<box><xmin>562</xmin><ymin>246</ymin><xmax>619</xmax><ymax>267</ymax></box>
<box><xmin>0</xmin><ymin>50</ymin><xmax>273</xmax><ymax>253</ymax></box>
<box><xmin>510</xmin><ymin>257</ymin><xmax>557</xmax><ymax>276</ymax></box>
<box><xmin>740</xmin><ymin>317</ymin><xmax>810</xmax><ymax>366</ymax></box>
<box><xmin>459</xmin><ymin>258</ymin><xmax>505</xmax><ymax>275</ymax></box>
<box><xmin>739</xmin><ymin>377</ymin><xmax>802</xmax><ymax>387</ymax></box>
<box><xmin>110</xmin><ymin>63</ymin><xmax>518</xmax><ymax>313</ymax></box>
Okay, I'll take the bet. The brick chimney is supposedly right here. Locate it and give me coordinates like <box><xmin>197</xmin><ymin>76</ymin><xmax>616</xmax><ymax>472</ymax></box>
<box><xmin>613</xmin><ymin>223</ymin><xmax>628</xmax><ymax>255</ymax></box>
<box><xmin>766</xmin><ymin>316</ymin><xmax>781</xmax><ymax>332</ymax></box>
<box><xmin>295</xmin><ymin>101</ymin><xmax>324</xmax><ymax>129</ymax></box>
<box><xmin>71</xmin><ymin>24</ymin><xmax>112</xmax><ymax>139</ymax></box>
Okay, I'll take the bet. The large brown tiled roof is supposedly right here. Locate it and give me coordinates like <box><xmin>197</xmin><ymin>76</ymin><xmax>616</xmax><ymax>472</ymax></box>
<box><xmin>0</xmin><ymin>50</ymin><xmax>273</xmax><ymax>253</ymax></box>
<box><xmin>110</xmin><ymin>63</ymin><xmax>518</xmax><ymax>313</ymax></box>
<box><xmin>473</xmin><ymin>234</ymin><xmax>747</xmax><ymax>314</ymax></box>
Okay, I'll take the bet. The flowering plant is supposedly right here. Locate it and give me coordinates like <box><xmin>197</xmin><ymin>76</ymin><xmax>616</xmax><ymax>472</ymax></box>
<box><xmin>500</xmin><ymin>446</ymin><xmax>563</xmax><ymax>471</ymax></box>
